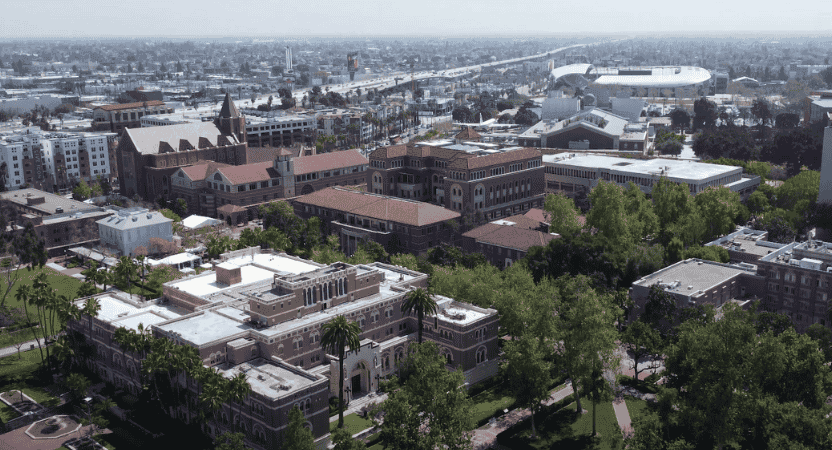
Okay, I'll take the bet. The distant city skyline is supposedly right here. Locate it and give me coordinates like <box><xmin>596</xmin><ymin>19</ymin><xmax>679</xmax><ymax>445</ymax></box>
<box><xmin>3</xmin><ymin>0</ymin><xmax>832</xmax><ymax>39</ymax></box>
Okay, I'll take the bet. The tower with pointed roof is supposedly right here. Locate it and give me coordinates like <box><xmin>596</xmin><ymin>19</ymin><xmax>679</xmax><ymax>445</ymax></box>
<box><xmin>216</xmin><ymin>92</ymin><xmax>246</xmax><ymax>144</ymax></box>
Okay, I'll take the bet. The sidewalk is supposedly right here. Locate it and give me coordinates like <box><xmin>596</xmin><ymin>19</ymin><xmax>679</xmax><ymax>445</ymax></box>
<box><xmin>470</xmin><ymin>382</ymin><xmax>573</xmax><ymax>450</ymax></box>
<box><xmin>0</xmin><ymin>338</ymin><xmax>47</xmax><ymax>359</ymax></box>
<box><xmin>328</xmin><ymin>391</ymin><xmax>388</xmax><ymax>424</ymax></box>
<box><xmin>613</xmin><ymin>398</ymin><xmax>633</xmax><ymax>438</ymax></box>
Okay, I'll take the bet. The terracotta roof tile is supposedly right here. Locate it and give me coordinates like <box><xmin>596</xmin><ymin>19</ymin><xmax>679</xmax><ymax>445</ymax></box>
<box><xmin>455</xmin><ymin>127</ymin><xmax>481</xmax><ymax>140</ymax></box>
<box><xmin>295</xmin><ymin>187</ymin><xmax>460</xmax><ymax>227</ymax></box>
<box><xmin>178</xmin><ymin>161</ymin><xmax>231</xmax><ymax>181</ymax></box>
<box><xmin>216</xmin><ymin>161</ymin><xmax>278</xmax><ymax>185</ymax></box>
<box><xmin>217</xmin><ymin>204</ymin><xmax>247</xmax><ymax>214</ymax></box>
<box><xmin>463</xmin><ymin>223</ymin><xmax>558</xmax><ymax>251</ymax></box>
<box><xmin>293</xmin><ymin>149</ymin><xmax>368</xmax><ymax>175</ymax></box>
<box><xmin>451</xmin><ymin>148</ymin><xmax>542</xmax><ymax>170</ymax></box>
<box><xmin>96</xmin><ymin>100</ymin><xmax>166</xmax><ymax>111</ymax></box>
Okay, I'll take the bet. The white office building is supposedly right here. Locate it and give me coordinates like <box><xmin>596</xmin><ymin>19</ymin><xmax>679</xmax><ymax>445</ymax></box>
<box><xmin>97</xmin><ymin>208</ymin><xmax>174</xmax><ymax>256</ymax></box>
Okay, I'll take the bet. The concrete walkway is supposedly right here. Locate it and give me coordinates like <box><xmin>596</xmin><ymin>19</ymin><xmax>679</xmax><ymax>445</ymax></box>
<box><xmin>0</xmin><ymin>338</ymin><xmax>47</xmax><ymax>359</ymax></box>
<box><xmin>470</xmin><ymin>382</ymin><xmax>574</xmax><ymax>450</ymax></box>
<box><xmin>613</xmin><ymin>398</ymin><xmax>633</xmax><ymax>439</ymax></box>
<box><xmin>328</xmin><ymin>391</ymin><xmax>388</xmax><ymax>423</ymax></box>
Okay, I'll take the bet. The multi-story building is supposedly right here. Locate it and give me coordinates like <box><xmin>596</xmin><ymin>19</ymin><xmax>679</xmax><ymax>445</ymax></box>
<box><xmin>68</xmin><ymin>247</ymin><xmax>499</xmax><ymax>449</ymax></box>
<box><xmin>293</xmin><ymin>187</ymin><xmax>461</xmax><ymax>255</ymax></box>
<box><xmin>756</xmin><ymin>240</ymin><xmax>832</xmax><ymax>332</ymax></box>
<box><xmin>367</xmin><ymin>144</ymin><xmax>545</xmax><ymax>220</ymax></box>
<box><xmin>92</xmin><ymin>100</ymin><xmax>173</xmax><ymax>132</ymax></box>
<box><xmin>244</xmin><ymin>115</ymin><xmax>315</xmax><ymax>148</ymax></box>
<box><xmin>0</xmin><ymin>188</ymin><xmax>114</xmax><ymax>256</ymax></box>
<box><xmin>461</xmin><ymin>215</ymin><xmax>558</xmax><ymax>269</ymax></box>
<box><xmin>97</xmin><ymin>208</ymin><xmax>174</xmax><ymax>256</ymax></box>
<box><xmin>542</xmin><ymin>153</ymin><xmax>761</xmax><ymax>199</ymax></box>
<box><xmin>170</xmin><ymin>150</ymin><xmax>368</xmax><ymax>223</ymax></box>
<box><xmin>517</xmin><ymin>109</ymin><xmax>633</xmax><ymax>149</ymax></box>
<box><xmin>0</xmin><ymin>130</ymin><xmax>116</xmax><ymax>192</ymax></box>
<box><xmin>629</xmin><ymin>258</ymin><xmax>765</xmax><ymax>323</ymax></box>
<box><xmin>116</xmin><ymin>94</ymin><xmax>248</xmax><ymax>200</ymax></box>
<box><xmin>316</xmin><ymin>114</ymin><xmax>371</xmax><ymax>148</ymax></box>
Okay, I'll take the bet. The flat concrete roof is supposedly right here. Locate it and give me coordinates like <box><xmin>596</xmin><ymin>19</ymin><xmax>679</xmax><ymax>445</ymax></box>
<box><xmin>80</xmin><ymin>293</ymin><xmax>187</xmax><ymax>331</ymax></box>
<box><xmin>0</xmin><ymin>188</ymin><xmax>98</xmax><ymax>215</ymax></box>
<box><xmin>169</xmin><ymin>265</ymin><xmax>276</xmax><ymax>299</ymax></box>
<box><xmin>633</xmin><ymin>259</ymin><xmax>748</xmax><ymax>295</ymax></box>
<box><xmin>542</xmin><ymin>154</ymin><xmax>741</xmax><ymax>182</ymax></box>
<box><xmin>218</xmin><ymin>358</ymin><xmax>320</xmax><ymax>399</ymax></box>
<box><xmin>157</xmin><ymin>310</ymin><xmax>251</xmax><ymax>346</ymax></box>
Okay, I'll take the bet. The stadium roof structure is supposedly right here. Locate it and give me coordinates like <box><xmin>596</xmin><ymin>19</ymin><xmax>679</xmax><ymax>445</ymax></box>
<box><xmin>550</xmin><ymin>63</ymin><xmax>595</xmax><ymax>88</ymax></box>
<box><xmin>591</xmin><ymin>66</ymin><xmax>711</xmax><ymax>88</ymax></box>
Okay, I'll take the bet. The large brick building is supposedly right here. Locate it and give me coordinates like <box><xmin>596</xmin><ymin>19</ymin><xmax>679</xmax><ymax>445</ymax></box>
<box><xmin>116</xmin><ymin>94</ymin><xmax>249</xmax><ymax>200</ymax></box>
<box><xmin>68</xmin><ymin>247</ymin><xmax>499</xmax><ymax>449</ymax></box>
<box><xmin>293</xmin><ymin>187</ymin><xmax>461</xmax><ymax>255</ymax></box>
<box><xmin>367</xmin><ymin>144</ymin><xmax>545</xmax><ymax>221</ymax></box>
<box><xmin>169</xmin><ymin>150</ymin><xmax>369</xmax><ymax>222</ymax></box>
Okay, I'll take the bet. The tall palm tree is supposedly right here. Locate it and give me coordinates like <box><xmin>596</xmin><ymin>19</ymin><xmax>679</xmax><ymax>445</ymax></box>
<box><xmin>114</xmin><ymin>256</ymin><xmax>137</xmax><ymax>298</ymax></box>
<box><xmin>401</xmin><ymin>288</ymin><xmax>437</xmax><ymax>344</ymax></box>
<box><xmin>321</xmin><ymin>315</ymin><xmax>361</xmax><ymax>429</ymax></box>
<box><xmin>199</xmin><ymin>371</ymin><xmax>230</xmax><ymax>437</ymax></box>
<box><xmin>228</xmin><ymin>372</ymin><xmax>251</xmax><ymax>432</ymax></box>
<box><xmin>81</xmin><ymin>296</ymin><xmax>101</xmax><ymax>336</ymax></box>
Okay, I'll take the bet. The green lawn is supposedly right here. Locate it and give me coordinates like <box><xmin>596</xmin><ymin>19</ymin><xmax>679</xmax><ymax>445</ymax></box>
<box><xmin>0</xmin><ymin>266</ymin><xmax>87</xmax><ymax>337</ymax></box>
<box><xmin>470</xmin><ymin>383</ymin><xmax>516</xmax><ymax>427</ymax></box>
<box><xmin>498</xmin><ymin>400</ymin><xmax>623</xmax><ymax>450</ymax></box>
<box><xmin>330</xmin><ymin>413</ymin><xmax>374</xmax><ymax>434</ymax></box>
<box><xmin>0</xmin><ymin>349</ymin><xmax>60</xmax><ymax>421</ymax></box>
<box><xmin>624</xmin><ymin>396</ymin><xmax>649</xmax><ymax>422</ymax></box>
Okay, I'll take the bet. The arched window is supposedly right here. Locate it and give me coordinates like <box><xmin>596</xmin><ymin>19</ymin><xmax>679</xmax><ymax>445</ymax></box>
<box><xmin>476</xmin><ymin>346</ymin><xmax>487</xmax><ymax>364</ymax></box>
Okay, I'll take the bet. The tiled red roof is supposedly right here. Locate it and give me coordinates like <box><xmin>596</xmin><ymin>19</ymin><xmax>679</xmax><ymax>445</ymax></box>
<box><xmin>455</xmin><ymin>127</ymin><xmax>481</xmax><ymax>140</ymax></box>
<box><xmin>523</xmin><ymin>208</ymin><xmax>550</xmax><ymax>225</ymax></box>
<box><xmin>463</xmin><ymin>223</ymin><xmax>558</xmax><ymax>251</ymax></box>
<box><xmin>178</xmin><ymin>161</ymin><xmax>231</xmax><ymax>181</ymax></box>
<box><xmin>96</xmin><ymin>100</ymin><xmax>166</xmax><ymax>111</ymax></box>
<box><xmin>215</xmin><ymin>161</ymin><xmax>278</xmax><ymax>185</ymax></box>
<box><xmin>295</xmin><ymin>187</ymin><xmax>459</xmax><ymax>227</ymax></box>
<box><xmin>293</xmin><ymin>149</ymin><xmax>368</xmax><ymax>175</ymax></box>
<box><xmin>217</xmin><ymin>204</ymin><xmax>247</xmax><ymax>214</ymax></box>
<box><xmin>501</xmin><ymin>214</ymin><xmax>545</xmax><ymax>230</ymax></box>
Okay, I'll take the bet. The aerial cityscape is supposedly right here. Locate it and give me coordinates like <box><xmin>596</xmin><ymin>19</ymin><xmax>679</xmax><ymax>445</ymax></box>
<box><xmin>1</xmin><ymin>1</ymin><xmax>832</xmax><ymax>449</ymax></box>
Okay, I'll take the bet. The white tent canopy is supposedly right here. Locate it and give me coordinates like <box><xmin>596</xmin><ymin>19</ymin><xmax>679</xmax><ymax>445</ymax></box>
<box><xmin>181</xmin><ymin>215</ymin><xmax>222</xmax><ymax>230</ymax></box>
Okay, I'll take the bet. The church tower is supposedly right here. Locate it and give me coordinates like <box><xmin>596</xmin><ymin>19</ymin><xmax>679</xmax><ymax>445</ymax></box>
<box><xmin>216</xmin><ymin>92</ymin><xmax>246</xmax><ymax>144</ymax></box>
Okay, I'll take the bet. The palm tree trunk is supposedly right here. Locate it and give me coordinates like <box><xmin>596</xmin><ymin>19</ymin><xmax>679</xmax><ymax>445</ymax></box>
<box><xmin>530</xmin><ymin>404</ymin><xmax>537</xmax><ymax>439</ymax></box>
<box><xmin>338</xmin><ymin>350</ymin><xmax>345</xmax><ymax>428</ymax></box>
<box><xmin>592</xmin><ymin>398</ymin><xmax>597</xmax><ymax>436</ymax></box>
<box><xmin>417</xmin><ymin>310</ymin><xmax>423</xmax><ymax>344</ymax></box>
<box><xmin>570</xmin><ymin>371</ymin><xmax>582</xmax><ymax>414</ymax></box>
<box><xmin>24</xmin><ymin>300</ymin><xmax>45</xmax><ymax>363</ymax></box>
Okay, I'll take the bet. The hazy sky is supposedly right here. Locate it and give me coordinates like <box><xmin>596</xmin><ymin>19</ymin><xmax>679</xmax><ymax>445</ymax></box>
<box><xmin>3</xmin><ymin>0</ymin><xmax>831</xmax><ymax>39</ymax></box>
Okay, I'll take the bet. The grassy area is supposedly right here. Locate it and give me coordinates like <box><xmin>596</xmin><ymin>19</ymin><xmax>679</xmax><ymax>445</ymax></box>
<box><xmin>624</xmin><ymin>396</ymin><xmax>649</xmax><ymax>422</ymax></box>
<box><xmin>498</xmin><ymin>400</ymin><xmax>623</xmax><ymax>450</ymax></box>
<box><xmin>0</xmin><ymin>266</ymin><xmax>87</xmax><ymax>337</ymax></box>
<box><xmin>0</xmin><ymin>327</ymin><xmax>39</xmax><ymax>351</ymax></box>
<box><xmin>0</xmin><ymin>349</ymin><xmax>59</xmax><ymax>422</ymax></box>
<box><xmin>470</xmin><ymin>383</ymin><xmax>516</xmax><ymax>427</ymax></box>
<box><xmin>330</xmin><ymin>413</ymin><xmax>374</xmax><ymax>434</ymax></box>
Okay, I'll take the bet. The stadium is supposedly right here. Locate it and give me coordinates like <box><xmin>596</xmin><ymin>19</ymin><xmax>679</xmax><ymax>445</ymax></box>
<box><xmin>550</xmin><ymin>64</ymin><xmax>712</xmax><ymax>97</ymax></box>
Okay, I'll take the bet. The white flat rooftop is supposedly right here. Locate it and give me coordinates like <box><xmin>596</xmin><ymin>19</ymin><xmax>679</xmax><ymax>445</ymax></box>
<box><xmin>219</xmin><ymin>358</ymin><xmax>318</xmax><ymax>398</ymax></box>
<box><xmin>84</xmin><ymin>294</ymin><xmax>186</xmax><ymax>331</ymax></box>
<box><xmin>169</xmin><ymin>265</ymin><xmax>276</xmax><ymax>298</ymax></box>
<box><xmin>157</xmin><ymin>310</ymin><xmax>251</xmax><ymax>346</ymax></box>
<box><xmin>542</xmin><ymin>154</ymin><xmax>741</xmax><ymax>181</ymax></box>
<box><xmin>224</xmin><ymin>253</ymin><xmax>320</xmax><ymax>275</ymax></box>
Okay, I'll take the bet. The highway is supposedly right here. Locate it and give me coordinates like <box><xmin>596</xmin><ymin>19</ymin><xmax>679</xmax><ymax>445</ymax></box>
<box><xmin>229</xmin><ymin>42</ymin><xmax>595</xmax><ymax>111</ymax></box>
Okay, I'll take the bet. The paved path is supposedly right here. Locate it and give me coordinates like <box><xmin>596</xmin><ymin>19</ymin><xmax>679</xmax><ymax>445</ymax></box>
<box><xmin>470</xmin><ymin>382</ymin><xmax>573</xmax><ymax>450</ymax></box>
<box><xmin>613</xmin><ymin>398</ymin><xmax>633</xmax><ymax>439</ymax></box>
<box><xmin>0</xmin><ymin>338</ymin><xmax>47</xmax><ymax>359</ymax></box>
<box><xmin>328</xmin><ymin>392</ymin><xmax>388</xmax><ymax>424</ymax></box>
<box><xmin>0</xmin><ymin>425</ymin><xmax>109</xmax><ymax>450</ymax></box>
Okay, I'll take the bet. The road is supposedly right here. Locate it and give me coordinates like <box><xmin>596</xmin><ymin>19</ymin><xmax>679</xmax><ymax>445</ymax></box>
<box><xmin>230</xmin><ymin>42</ymin><xmax>600</xmax><ymax>111</ymax></box>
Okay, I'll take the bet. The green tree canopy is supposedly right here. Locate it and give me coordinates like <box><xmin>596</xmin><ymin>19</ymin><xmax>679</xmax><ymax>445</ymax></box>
<box><xmin>543</xmin><ymin>192</ymin><xmax>583</xmax><ymax>237</ymax></box>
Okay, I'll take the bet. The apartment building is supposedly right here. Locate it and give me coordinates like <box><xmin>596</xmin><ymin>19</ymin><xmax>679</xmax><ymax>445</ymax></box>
<box><xmin>367</xmin><ymin>144</ymin><xmax>545</xmax><ymax>220</ymax></box>
<box><xmin>92</xmin><ymin>100</ymin><xmax>173</xmax><ymax>132</ymax></box>
<box><xmin>68</xmin><ymin>247</ymin><xmax>499</xmax><ymax>449</ymax></box>
<box><xmin>0</xmin><ymin>130</ymin><xmax>116</xmax><ymax>192</ymax></box>
<box><xmin>293</xmin><ymin>187</ymin><xmax>461</xmax><ymax>255</ymax></box>
<box><xmin>245</xmin><ymin>115</ymin><xmax>314</xmax><ymax>148</ymax></box>
<box><xmin>316</xmin><ymin>114</ymin><xmax>372</xmax><ymax>147</ymax></box>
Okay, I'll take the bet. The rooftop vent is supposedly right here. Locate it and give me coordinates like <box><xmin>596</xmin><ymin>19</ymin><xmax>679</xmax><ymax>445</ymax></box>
<box><xmin>147</xmin><ymin>213</ymin><xmax>152</xmax><ymax>219</ymax></box>
<box><xmin>132</xmin><ymin>216</ymin><xmax>138</xmax><ymax>222</ymax></box>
